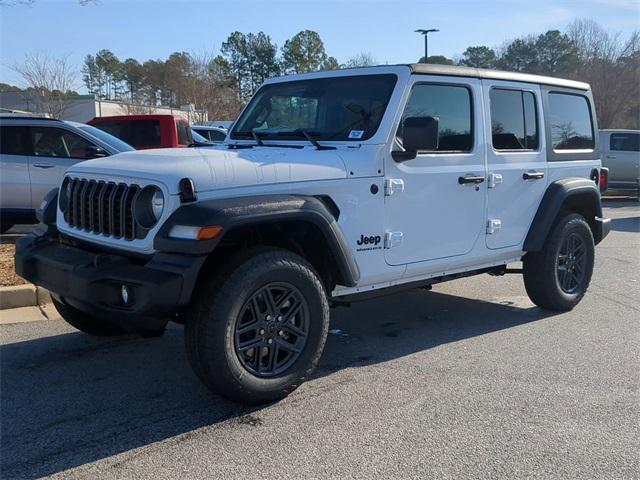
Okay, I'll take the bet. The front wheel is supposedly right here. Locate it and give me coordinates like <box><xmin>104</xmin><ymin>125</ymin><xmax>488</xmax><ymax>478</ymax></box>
<box><xmin>523</xmin><ymin>213</ymin><xmax>595</xmax><ymax>311</ymax></box>
<box><xmin>185</xmin><ymin>248</ymin><xmax>330</xmax><ymax>405</ymax></box>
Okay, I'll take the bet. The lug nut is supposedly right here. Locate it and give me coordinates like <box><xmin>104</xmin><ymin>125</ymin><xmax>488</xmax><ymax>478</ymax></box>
<box><xmin>278</xmin><ymin>330</ymin><xmax>284</xmax><ymax>336</ymax></box>
<box><xmin>267</xmin><ymin>338</ymin><xmax>273</xmax><ymax>344</ymax></box>
<box><xmin>259</xmin><ymin>329</ymin><xmax>265</xmax><ymax>335</ymax></box>
<box><xmin>277</xmin><ymin>315</ymin><xmax>283</xmax><ymax>322</ymax></box>
<box><xmin>266</xmin><ymin>315</ymin><xmax>272</xmax><ymax>321</ymax></box>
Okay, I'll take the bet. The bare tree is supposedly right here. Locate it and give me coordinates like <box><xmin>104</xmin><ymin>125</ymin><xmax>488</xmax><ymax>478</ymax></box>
<box><xmin>343</xmin><ymin>52</ymin><xmax>378</xmax><ymax>68</ymax></box>
<box><xmin>567</xmin><ymin>19</ymin><xmax>640</xmax><ymax>129</ymax></box>
<box><xmin>12</xmin><ymin>53</ymin><xmax>78</xmax><ymax>119</ymax></box>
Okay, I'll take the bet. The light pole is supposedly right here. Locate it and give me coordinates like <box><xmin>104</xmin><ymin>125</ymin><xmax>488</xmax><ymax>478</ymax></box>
<box><xmin>415</xmin><ymin>28</ymin><xmax>439</xmax><ymax>62</ymax></box>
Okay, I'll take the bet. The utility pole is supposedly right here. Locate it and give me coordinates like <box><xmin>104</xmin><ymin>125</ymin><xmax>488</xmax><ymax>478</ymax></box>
<box><xmin>415</xmin><ymin>28</ymin><xmax>439</xmax><ymax>62</ymax></box>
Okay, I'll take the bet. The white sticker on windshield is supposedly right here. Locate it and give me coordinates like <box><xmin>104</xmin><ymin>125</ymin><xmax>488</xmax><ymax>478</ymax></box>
<box><xmin>348</xmin><ymin>130</ymin><xmax>364</xmax><ymax>140</ymax></box>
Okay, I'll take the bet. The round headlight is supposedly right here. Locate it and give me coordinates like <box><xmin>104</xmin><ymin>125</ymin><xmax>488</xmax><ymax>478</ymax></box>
<box><xmin>151</xmin><ymin>189</ymin><xmax>164</xmax><ymax>221</ymax></box>
<box><xmin>134</xmin><ymin>186</ymin><xmax>164</xmax><ymax>229</ymax></box>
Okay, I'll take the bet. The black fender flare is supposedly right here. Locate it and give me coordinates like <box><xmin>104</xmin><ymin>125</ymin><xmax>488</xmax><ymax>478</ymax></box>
<box><xmin>155</xmin><ymin>194</ymin><xmax>360</xmax><ymax>287</ymax></box>
<box><xmin>523</xmin><ymin>177</ymin><xmax>606</xmax><ymax>252</ymax></box>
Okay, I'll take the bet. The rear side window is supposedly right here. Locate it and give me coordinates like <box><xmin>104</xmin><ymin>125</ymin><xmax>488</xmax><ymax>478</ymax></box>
<box><xmin>610</xmin><ymin>133</ymin><xmax>640</xmax><ymax>152</ymax></box>
<box><xmin>548</xmin><ymin>93</ymin><xmax>594</xmax><ymax>150</ymax></box>
<box><xmin>0</xmin><ymin>125</ymin><xmax>31</xmax><ymax>155</ymax></box>
<box><xmin>399</xmin><ymin>84</ymin><xmax>473</xmax><ymax>152</ymax></box>
<box><xmin>176</xmin><ymin>121</ymin><xmax>192</xmax><ymax>146</ymax></box>
<box><xmin>94</xmin><ymin>120</ymin><xmax>161</xmax><ymax>149</ymax></box>
<box><xmin>490</xmin><ymin>89</ymin><xmax>539</xmax><ymax>150</ymax></box>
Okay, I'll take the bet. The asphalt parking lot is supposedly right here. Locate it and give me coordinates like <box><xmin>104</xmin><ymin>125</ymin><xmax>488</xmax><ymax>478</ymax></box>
<box><xmin>1</xmin><ymin>199</ymin><xmax>638</xmax><ymax>480</ymax></box>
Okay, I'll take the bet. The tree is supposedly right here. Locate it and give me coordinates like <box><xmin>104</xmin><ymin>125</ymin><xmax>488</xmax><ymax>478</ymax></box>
<box><xmin>459</xmin><ymin>46</ymin><xmax>497</xmax><ymax>68</ymax></box>
<box><xmin>497</xmin><ymin>31</ymin><xmax>578</xmax><ymax>75</ymax></box>
<box><xmin>221</xmin><ymin>31</ymin><xmax>250</xmax><ymax>99</ymax></box>
<box><xmin>281</xmin><ymin>30</ymin><xmax>329</xmax><ymax>74</ymax></box>
<box><xmin>343</xmin><ymin>52</ymin><xmax>377</xmax><ymax>68</ymax></box>
<box><xmin>12</xmin><ymin>53</ymin><xmax>77</xmax><ymax>118</ymax></box>
<box><xmin>418</xmin><ymin>55</ymin><xmax>454</xmax><ymax>65</ymax></box>
<box><xmin>322</xmin><ymin>56</ymin><xmax>340</xmax><ymax>71</ymax></box>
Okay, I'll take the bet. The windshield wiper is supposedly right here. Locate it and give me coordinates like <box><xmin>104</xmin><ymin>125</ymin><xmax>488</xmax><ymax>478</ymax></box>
<box><xmin>278</xmin><ymin>130</ymin><xmax>336</xmax><ymax>150</ymax></box>
<box><xmin>252</xmin><ymin>130</ymin><xmax>265</xmax><ymax>146</ymax></box>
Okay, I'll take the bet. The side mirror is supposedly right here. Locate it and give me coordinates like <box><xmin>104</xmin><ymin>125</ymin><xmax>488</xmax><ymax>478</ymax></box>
<box><xmin>86</xmin><ymin>145</ymin><xmax>108</xmax><ymax>159</ymax></box>
<box><xmin>393</xmin><ymin>116</ymin><xmax>439</xmax><ymax>162</ymax></box>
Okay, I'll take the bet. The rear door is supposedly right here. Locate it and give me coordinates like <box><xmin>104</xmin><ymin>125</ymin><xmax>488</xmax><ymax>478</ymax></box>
<box><xmin>0</xmin><ymin>125</ymin><xmax>32</xmax><ymax>210</ymax></box>
<box><xmin>482</xmin><ymin>81</ymin><xmax>547</xmax><ymax>249</ymax></box>
<box><xmin>606</xmin><ymin>132</ymin><xmax>640</xmax><ymax>188</ymax></box>
<box><xmin>28</xmin><ymin>126</ymin><xmax>100</xmax><ymax>207</ymax></box>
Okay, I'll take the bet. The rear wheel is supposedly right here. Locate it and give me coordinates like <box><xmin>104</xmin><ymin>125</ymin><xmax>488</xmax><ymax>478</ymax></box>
<box><xmin>185</xmin><ymin>248</ymin><xmax>330</xmax><ymax>404</ymax></box>
<box><xmin>52</xmin><ymin>296</ymin><xmax>127</xmax><ymax>336</ymax></box>
<box><xmin>523</xmin><ymin>213</ymin><xmax>595</xmax><ymax>311</ymax></box>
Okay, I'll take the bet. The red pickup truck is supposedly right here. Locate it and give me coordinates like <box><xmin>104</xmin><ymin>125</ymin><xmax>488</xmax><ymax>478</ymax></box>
<box><xmin>88</xmin><ymin>114</ymin><xmax>193</xmax><ymax>149</ymax></box>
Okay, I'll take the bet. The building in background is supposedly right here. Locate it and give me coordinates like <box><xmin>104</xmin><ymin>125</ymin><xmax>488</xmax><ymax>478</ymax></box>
<box><xmin>0</xmin><ymin>92</ymin><xmax>207</xmax><ymax>123</ymax></box>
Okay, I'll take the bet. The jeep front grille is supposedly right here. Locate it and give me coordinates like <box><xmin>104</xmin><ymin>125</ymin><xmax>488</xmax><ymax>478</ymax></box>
<box><xmin>62</xmin><ymin>177</ymin><xmax>144</xmax><ymax>240</ymax></box>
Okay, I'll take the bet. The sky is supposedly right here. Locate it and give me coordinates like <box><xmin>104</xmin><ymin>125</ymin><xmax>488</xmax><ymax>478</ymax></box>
<box><xmin>1</xmin><ymin>0</ymin><xmax>639</xmax><ymax>92</ymax></box>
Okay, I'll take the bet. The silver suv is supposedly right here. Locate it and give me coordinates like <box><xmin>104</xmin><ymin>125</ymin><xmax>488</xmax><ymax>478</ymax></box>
<box><xmin>0</xmin><ymin>116</ymin><xmax>134</xmax><ymax>232</ymax></box>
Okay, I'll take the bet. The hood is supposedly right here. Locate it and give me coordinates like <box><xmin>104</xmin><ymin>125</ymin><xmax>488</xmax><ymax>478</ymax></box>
<box><xmin>67</xmin><ymin>146</ymin><xmax>348</xmax><ymax>194</ymax></box>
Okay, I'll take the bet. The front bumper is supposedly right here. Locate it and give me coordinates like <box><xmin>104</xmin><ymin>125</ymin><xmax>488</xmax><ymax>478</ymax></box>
<box><xmin>15</xmin><ymin>226</ymin><xmax>206</xmax><ymax>329</ymax></box>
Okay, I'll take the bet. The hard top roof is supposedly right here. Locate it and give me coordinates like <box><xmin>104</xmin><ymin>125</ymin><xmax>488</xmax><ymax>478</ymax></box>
<box><xmin>408</xmin><ymin>64</ymin><xmax>590</xmax><ymax>90</ymax></box>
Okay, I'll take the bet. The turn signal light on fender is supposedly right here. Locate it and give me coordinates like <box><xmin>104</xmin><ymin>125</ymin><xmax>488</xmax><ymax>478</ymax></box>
<box><xmin>169</xmin><ymin>225</ymin><xmax>223</xmax><ymax>240</ymax></box>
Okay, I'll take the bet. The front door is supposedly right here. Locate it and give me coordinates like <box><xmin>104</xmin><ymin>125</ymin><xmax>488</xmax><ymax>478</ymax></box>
<box><xmin>384</xmin><ymin>77</ymin><xmax>487</xmax><ymax>266</ymax></box>
<box><xmin>482</xmin><ymin>81</ymin><xmax>547</xmax><ymax>250</ymax></box>
<box><xmin>28</xmin><ymin>126</ymin><xmax>98</xmax><ymax>208</ymax></box>
<box><xmin>605</xmin><ymin>131</ymin><xmax>640</xmax><ymax>189</ymax></box>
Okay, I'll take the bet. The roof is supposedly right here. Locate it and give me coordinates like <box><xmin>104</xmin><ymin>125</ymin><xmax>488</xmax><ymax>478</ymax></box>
<box><xmin>408</xmin><ymin>64</ymin><xmax>590</xmax><ymax>90</ymax></box>
<box><xmin>0</xmin><ymin>115</ymin><xmax>62</xmax><ymax>122</ymax></box>
<box><xmin>89</xmin><ymin>114</ymin><xmax>186</xmax><ymax>122</ymax></box>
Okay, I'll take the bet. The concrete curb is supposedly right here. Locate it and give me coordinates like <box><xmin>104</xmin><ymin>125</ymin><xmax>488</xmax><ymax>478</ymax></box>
<box><xmin>0</xmin><ymin>284</ymin><xmax>51</xmax><ymax>310</ymax></box>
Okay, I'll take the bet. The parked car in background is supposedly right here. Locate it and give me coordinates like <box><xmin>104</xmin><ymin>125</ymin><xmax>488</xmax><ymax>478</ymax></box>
<box><xmin>0</xmin><ymin>116</ymin><xmax>134</xmax><ymax>232</ymax></box>
<box><xmin>192</xmin><ymin>125</ymin><xmax>227</xmax><ymax>143</ymax></box>
<box><xmin>88</xmin><ymin>114</ymin><xmax>193</xmax><ymax>150</ymax></box>
<box><xmin>599</xmin><ymin>129</ymin><xmax>640</xmax><ymax>195</ymax></box>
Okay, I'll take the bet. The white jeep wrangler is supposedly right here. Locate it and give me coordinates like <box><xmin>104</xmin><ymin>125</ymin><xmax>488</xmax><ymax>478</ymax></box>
<box><xmin>16</xmin><ymin>65</ymin><xmax>610</xmax><ymax>404</ymax></box>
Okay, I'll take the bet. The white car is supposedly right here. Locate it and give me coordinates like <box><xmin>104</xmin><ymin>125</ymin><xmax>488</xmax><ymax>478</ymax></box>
<box><xmin>191</xmin><ymin>125</ymin><xmax>228</xmax><ymax>143</ymax></box>
<box><xmin>598</xmin><ymin>129</ymin><xmax>639</xmax><ymax>194</ymax></box>
<box><xmin>17</xmin><ymin>65</ymin><xmax>610</xmax><ymax>404</ymax></box>
<box><xmin>0</xmin><ymin>116</ymin><xmax>134</xmax><ymax>232</ymax></box>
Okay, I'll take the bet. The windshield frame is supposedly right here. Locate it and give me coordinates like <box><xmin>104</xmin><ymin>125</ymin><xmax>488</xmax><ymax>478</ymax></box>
<box><xmin>230</xmin><ymin>73</ymin><xmax>399</xmax><ymax>144</ymax></box>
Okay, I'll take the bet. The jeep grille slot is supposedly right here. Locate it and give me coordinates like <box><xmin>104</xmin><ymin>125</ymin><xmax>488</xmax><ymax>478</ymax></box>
<box><xmin>63</xmin><ymin>177</ymin><xmax>142</xmax><ymax>240</ymax></box>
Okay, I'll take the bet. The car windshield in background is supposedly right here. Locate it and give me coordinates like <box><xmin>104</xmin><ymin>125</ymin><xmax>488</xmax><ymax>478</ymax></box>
<box><xmin>231</xmin><ymin>74</ymin><xmax>398</xmax><ymax>142</ymax></box>
<box><xmin>78</xmin><ymin>125</ymin><xmax>135</xmax><ymax>152</ymax></box>
<box><xmin>191</xmin><ymin>130</ymin><xmax>212</xmax><ymax>144</ymax></box>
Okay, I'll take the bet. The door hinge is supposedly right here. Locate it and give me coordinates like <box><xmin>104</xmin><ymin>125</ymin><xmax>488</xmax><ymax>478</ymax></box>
<box><xmin>384</xmin><ymin>178</ymin><xmax>404</xmax><ymax>196</ymax></box>
<box><xmin>487</xmin><ymin>218</ymin><xmax>502</xmax><ymax>234</ymax></box>
<box><xmin>487</xmin><ymin>172</ymin><xmax>503</xmax><ymax>189</ymax></box>
<box><xmin>384</xmin><ymin>231</ymin><xmax>403</xmax><ymax>249</ymax></box>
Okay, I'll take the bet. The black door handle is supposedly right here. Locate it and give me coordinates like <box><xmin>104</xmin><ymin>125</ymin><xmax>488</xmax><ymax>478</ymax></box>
<box><xmin>523</xmin><ymin>171</ymin><xmax>545</xmax><ymax>180</ymax></box>
<box><xmin>458</xmin><ymin>175</ymin><xmax>485</xmax><ymax>185</ymax></box>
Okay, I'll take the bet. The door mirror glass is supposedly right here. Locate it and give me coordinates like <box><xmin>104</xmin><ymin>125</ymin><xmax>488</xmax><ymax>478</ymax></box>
<box><xmin>403</xmin><ymin>116</ymin><xmax>439</xmax><ymax>152</ymax></box>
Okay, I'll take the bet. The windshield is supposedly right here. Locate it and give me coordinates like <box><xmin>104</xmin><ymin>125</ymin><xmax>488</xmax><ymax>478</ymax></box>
<box><xmin>231</xmin><ymin>74</ymin><xmax>397</xmax><ymax>142</ymax></box>
<box><xmin>78</xmin><ymin>124</ymin><xmax>135</xmax><ymax>152</ymax></box>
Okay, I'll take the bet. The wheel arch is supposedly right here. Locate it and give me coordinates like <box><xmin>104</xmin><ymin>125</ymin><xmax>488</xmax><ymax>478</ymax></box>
<box><xmin>524</xmin><ymin>177</ymin><xmax>606</xmax><ymax>252</ymax></box>
<box><xmin>155</xmin><ymin>194</ymin><xmax>360</xmax><ymax>290</ymax></box>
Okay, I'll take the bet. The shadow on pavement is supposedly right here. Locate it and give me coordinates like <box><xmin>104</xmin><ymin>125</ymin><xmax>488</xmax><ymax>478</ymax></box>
<box><xmin>609</xmin><ymin>216</ymin><xmax>640</xmax><ymax>233</ymax></box>
<box><xmin>1</xmin><ymin>289</ymin><xmax>555</xmax><ymax>479</ymax></box>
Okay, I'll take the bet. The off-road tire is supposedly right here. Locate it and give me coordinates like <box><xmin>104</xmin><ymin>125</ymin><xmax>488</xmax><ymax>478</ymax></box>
<box><xmin>523</xmin><ymin>213</ymin><xmax>595</xmax><ymax>311</ymax></box>
<box><xmin>185</xmin><ymin>248</ymin><xmax>330</xmax><ymax>405</ymax></box>
<box><xmin>52</xmin><ymin>296</ymin><xmax>127</xmax><ymax>336</ymax></box>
